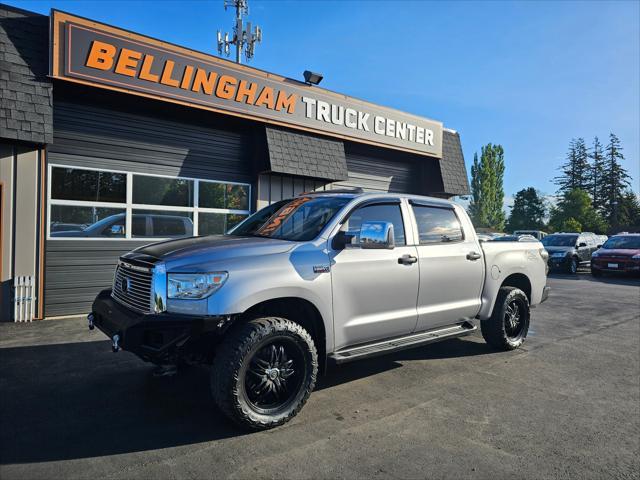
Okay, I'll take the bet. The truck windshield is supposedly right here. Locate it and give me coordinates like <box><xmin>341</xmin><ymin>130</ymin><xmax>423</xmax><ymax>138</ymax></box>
<box><xmin>541</xmin><ymin>235</ymin><xmax>578</xmax><ymax>247</ymax></box>
<box><xmin>228</xmin><ymin>196</ymin><xmax>350</xmax><ymax>241</ymax></box>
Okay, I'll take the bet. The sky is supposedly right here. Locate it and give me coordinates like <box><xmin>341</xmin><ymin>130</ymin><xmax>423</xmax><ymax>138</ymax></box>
<box><xmin>10</xmin><ymin>0</ymin><xmax>640</xmax><ymax>207</ymax></box>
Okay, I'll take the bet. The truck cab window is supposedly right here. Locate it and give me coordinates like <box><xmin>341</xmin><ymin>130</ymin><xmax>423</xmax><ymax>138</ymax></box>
<box><xmin>411</xmin><ymin>205</ymin><xmax>463</xmax><ymax>244</ymax></box>
<box><xmin>341</xmin><ymin>203</ymin><xmax>406</xmax><ymax>245</ymax></box>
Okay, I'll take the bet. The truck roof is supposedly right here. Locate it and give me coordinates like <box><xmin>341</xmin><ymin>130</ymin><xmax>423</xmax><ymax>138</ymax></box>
<box><xmin>299</xmin><ymin>190</ymin><xmax>457</xmax><ymax>208</ymax></box>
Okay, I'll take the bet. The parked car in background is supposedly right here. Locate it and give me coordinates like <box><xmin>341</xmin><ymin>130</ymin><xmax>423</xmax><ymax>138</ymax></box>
<box><xmin>591</xmin><ymin>234</ymin><xmax>640</xmax><ymax>276</ymax></box>
<box><xmin>513</xmin><ymin>230</ymin><xmax>547</xmax><ymax>240</ymax></box>
<box><xmin>50</xmin><ymin>222</ymin><xmax>89</xmax><ymax>233</ymax></box>
<box><xmin>596</xmin><ymin>234</ymin><xmax>608</xmax><ymax>247</ymax></box>
<box><xmin>492</xmin><ymin>234</ymin><xmax>538</xmax><ymax>242</ymax></box>
<box><xmin>51</xmin><ymin>213</ymin><xmax>194</xmax><ymax>238</ymax></box>
<box><xmin>542</xmin><ymin>233</ymin><xmax>597</xmax><ymax>273</ymax></box>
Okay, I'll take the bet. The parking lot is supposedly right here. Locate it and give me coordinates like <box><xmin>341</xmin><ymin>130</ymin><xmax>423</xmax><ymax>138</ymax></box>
<box><xmin>0</xmin><ymin>273</ymin><xmax>638</xmax><ymax>480</ymax></box>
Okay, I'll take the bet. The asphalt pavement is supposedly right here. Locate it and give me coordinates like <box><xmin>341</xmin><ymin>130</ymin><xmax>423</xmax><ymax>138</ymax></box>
<box><xmin>0</xmin><ymin>273</ymin><xmax>638</xmax><ymax>479</ymax></box>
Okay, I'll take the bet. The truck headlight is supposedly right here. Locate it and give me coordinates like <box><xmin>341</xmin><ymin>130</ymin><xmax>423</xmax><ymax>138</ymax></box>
<box><xmin>167</xmin><ymin>272</ymin><xmax>228</xmax><ymax>299</ymax></box>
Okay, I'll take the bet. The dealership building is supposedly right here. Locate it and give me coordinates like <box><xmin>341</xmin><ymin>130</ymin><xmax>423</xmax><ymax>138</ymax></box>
<box><xmin>0</xmin><ymin>4</ymin><xmax>470</xmax><ymax>321</ymax></box>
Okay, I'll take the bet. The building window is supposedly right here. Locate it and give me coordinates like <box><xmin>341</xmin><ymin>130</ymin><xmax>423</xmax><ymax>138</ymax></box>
<box><xmin>132</xmin><ymin>175</ymin><xmax>194</xmax><ymax>207</ymax></box>
<box><xmin>48</xmin><ymin>164</ymin><xmax>251</xmax><ymax>240</ymax></box>
<box><xmin>51</xmin><ymin>167</ymin><xmax>126</xmax><ymax>203</ymax></box>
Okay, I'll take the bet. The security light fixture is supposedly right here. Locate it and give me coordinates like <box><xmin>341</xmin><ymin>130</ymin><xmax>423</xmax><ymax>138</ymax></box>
<box><xmin>303</xmin><ymin>70</ymin><xmax>323</xmax><ymax>86</ymax></box>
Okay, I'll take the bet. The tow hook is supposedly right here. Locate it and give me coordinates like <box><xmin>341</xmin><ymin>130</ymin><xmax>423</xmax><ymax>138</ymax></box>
<box><xmin>112</xmin><ymin>334</ymin><xmax>120</xmax><ymax>353</ymax></box>
<box><xmin>87</xmin><ymin>313</ymin><xmax>95</xmax><ymax>330</ymax></box>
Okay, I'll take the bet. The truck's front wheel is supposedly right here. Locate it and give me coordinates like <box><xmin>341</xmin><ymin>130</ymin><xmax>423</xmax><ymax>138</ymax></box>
<box><xmin>481</xmin><ymin>287</ymin><xmax>530</xmax><ymax>351</ymax></box>
<box><xmin>211</xmin><ymin>317</ymin><xmax>318</xmax><ymax>430</ymax></box>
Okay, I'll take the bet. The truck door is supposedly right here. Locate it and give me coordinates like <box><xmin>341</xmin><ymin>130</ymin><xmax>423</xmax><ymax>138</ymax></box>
<box><xmin>576</xmin><ymin>235</ymin><xmax>591</xmax><ymax>262</ymax></box>
<box><xmin>410</xmin><ymin>201</ymin><xmax>484</xmax><ymax>332</ymax></box>
<box><xmin>330</xmin><ymin>200</ymin><xmax>419</xmax><ymax>350</ymax></box>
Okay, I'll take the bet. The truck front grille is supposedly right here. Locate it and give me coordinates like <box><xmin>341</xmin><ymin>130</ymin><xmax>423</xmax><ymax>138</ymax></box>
<box><xmin>111</xmin><ymin>262</ymin><xmax>153</xmax><ymax>313</ymax></box>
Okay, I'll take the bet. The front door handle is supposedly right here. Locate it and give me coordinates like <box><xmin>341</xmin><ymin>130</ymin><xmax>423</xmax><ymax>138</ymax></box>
<box><xmin>398</xmin><ymin>254</ymin><xmax>418</xmax><ymax>265</ymax></box>
<box><xmin>466</xmin><ymin>251</ymin><xmax>482</xmax><ymax>261</ymax></box>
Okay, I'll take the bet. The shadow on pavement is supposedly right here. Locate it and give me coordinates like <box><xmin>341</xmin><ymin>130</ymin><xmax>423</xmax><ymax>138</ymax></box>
<box><xmin>548</xmin><ymin>272</ymin><xmax>640</xmax><ymax>287</ymax></box>
<box><xmin>318</xmin><ymin>338</ymin><xmax>495</xmax><ymax>391</ymax></box>
<box><xmin>0</xmin><ymin>336</ymin><xmax>494</xmax><ymax>465</ymax></box>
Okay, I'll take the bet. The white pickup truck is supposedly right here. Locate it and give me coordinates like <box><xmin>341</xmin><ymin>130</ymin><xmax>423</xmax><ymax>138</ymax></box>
<box><xmin>90</xmin><ymin>191</ymin><xmax>549</xmax><ymax>429</ymax></box>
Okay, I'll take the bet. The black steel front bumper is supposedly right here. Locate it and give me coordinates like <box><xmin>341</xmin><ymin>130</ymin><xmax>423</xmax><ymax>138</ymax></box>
<box><xmin>91</xmin><ymin>289</ymin><xmax>231</xmax><ymax>364</ymax></box>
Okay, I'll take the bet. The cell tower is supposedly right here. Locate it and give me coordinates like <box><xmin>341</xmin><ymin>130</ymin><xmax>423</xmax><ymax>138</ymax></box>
<box><xmin>217</xmin><ymin>0</ymin><xmax>262</xmax><ymax>64</ymax></box>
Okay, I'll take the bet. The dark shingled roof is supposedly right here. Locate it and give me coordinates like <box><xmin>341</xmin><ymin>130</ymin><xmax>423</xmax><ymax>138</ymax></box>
<box><xmin>265</xmin><ymin>126</ymin><xmax>348</xmax><ymax>182</ymax></box>
<box><xmin>439</xmin><ymin>130</ymin><xmax>470</xmax><ymax>196</ymax></box>
<box><xmin>0</xmin><ymin>4</ymin><xmax>52</xmax><ymax>144</ymax></box>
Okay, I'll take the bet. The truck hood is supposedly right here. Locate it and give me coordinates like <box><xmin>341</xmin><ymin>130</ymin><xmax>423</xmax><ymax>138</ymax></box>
<box><xmin>594</xmin><ymin>248</ymin><xmax>640</xmax><ymax>257</ymax></box>
<box><xmin>124</xmin><ymin>235</ymin><xmax>297</xmax><ymax>264</ymax></box>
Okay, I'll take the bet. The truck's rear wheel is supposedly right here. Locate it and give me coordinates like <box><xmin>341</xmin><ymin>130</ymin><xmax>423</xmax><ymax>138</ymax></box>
<box><xmin>481</xmin><ymin>287</ymin><xmax>530</xmax><ymax>351</ymax></box>
<box><xmin>211</xmin><ymin>317</ymin><xmax>317</xmax><ymax>430</ymax></box>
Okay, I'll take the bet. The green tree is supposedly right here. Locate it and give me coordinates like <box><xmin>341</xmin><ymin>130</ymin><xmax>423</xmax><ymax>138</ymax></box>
<box><xmin>506</xmin><ymin>187</ymin><xmax>547</xmax><ymax>232</ymax></box>
<box><xmin>468</xmin><ymin>144</ymin><xmax>506</xmax><ymax>231</ymax></box>
<box><xmin>588</xmin><ymin>136</ymin><xmax>607</xmax><ymax>211</ymax></box>
<box><xmin>616</xmin><ymin>190</ymin><xmax>640</xmax><ymax>233</ymax></box>
<box><xmin>549</xmin><ymin>188</ymin><xmax>607</xmax><ymax>233</ymax></box>
<box><xmin>560</xmin><ymin>217</ymin><xmax>582</xmax><ymax>233</ymax></box>
<box><xmin>601</xmin><ymin>133</ymin><xmax>631</xmax><ymax>230</ymax></box>
<box><xmin>554</xmin><ymin>138</ymin><xmax>591</xmax><ymax>195</ymax></box>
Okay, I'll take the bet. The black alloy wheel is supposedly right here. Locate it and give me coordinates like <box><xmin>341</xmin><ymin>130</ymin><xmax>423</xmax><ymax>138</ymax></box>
<box><xmin>503</xmin><ymin>299</ymin><xmax>526</xmax><ymax>342</ymax></box>
<box><xmin>244</xmin><ymin>338</ymin><xmax>304</xmax><ymax>414</ymax></box>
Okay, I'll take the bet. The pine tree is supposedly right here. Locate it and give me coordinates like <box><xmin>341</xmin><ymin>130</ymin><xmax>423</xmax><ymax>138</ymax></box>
<box><xmin>601</xmin><ymin>133</ymin><xmax>631</xmax><ymax>230</ymax></box>
<box><xmin>617</xmin><ymin>190</ymin><xmax>640</xmax><ymax>233</ymax></box>
<box><xmin>468</xmin><ymin>152</ymin><xmax>483</xmax><ymax>225</ymax></box>
<box><xmin>549</xmin><ymin>188</ymin><xmax>607</xmax><ymax>233</ymax></box>
<box><xmin>506</xmin><ymin>187</ymin><xmax>547</xmax><ymax>232</ymax></box>
<box><xmin>589</xmin><ymin>136</ymin><xmax>606</xmax><ymax>211</ymax></box>
<box><xmin>468</xmin><ymin>144</ymin><xmax>506</xmax><ymax>231</ymax></box>
<box><xmin>554</xmin><ymin>138</ymin><xmax>590</xmax><ymax>195</ymax></box>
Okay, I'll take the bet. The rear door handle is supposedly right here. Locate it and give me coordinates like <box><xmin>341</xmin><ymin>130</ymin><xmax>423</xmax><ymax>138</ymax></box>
<box><xmin>398</xmin><ymin>254</ymin><xmax>418</xmax><ymax>265</ymax></box>
<box><xmin>466</xmin><ymin>251</ymin><xmax>482</xmax><ymax>261</ymax></box>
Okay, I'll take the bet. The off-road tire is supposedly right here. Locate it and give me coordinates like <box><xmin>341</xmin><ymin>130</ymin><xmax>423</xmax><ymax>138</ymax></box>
<box><xmin>481</xmin><ymin>287</ymin><xmax>530</xmax><ymax>351</ymax></box>
<box><xmin>567</xmin><ymin>257</ymin><xmax>578</xmax><ymax>274</ymax></box>
<box><xmin>211</xmin><ymin>317</ymin><xmax>318</xmax><ymax>430</ymax></box>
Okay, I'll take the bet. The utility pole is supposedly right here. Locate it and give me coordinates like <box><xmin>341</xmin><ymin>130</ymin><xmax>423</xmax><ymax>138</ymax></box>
<box><xmin>217</xmin><ymin>0</ymin><xmax>262</xmax><ymax>64</ymax></box>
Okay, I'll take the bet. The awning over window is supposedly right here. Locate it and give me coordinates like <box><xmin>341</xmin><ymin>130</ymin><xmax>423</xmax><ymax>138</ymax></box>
<box><xmin>439</xmin><ymin>130</ymin><xmax>470</xmax><ymax>196</ymax></box>
<box><xmin>265</xmin><ymin>126</ymin><xmax>349</xmax><ymax>182</ymax></box>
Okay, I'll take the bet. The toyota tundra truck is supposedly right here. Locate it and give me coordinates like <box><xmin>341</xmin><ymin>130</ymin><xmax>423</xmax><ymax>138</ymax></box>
<box><xmin>89</xmin><ymin>191</ymin><xmax>549</xmax><ymax>429</ymax></box>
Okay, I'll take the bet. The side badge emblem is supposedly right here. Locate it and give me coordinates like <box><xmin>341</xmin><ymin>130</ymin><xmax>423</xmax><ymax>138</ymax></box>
<box><xmin>313</xmin><ymin>265</ymin><xmax>330</xmax><ymax>274</ymax></box>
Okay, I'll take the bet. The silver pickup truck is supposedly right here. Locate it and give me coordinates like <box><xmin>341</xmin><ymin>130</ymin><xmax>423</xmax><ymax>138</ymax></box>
<box><xmin>90</xmin><ymin>191</ymin><xmax>549</xmax><ymax>429</ymax></box>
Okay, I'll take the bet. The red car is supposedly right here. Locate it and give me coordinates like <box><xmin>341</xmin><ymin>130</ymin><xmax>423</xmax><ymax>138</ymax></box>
<box><xmin>591</xmin><ymin>234</ymin><xmax>640</xmax><ymax>276</ymax></box>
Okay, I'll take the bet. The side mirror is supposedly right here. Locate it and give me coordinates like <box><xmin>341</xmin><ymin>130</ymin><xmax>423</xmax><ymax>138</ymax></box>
<box><xmin>110</xmin><ymin>224</ymin><xmax>125</xmax><ymax>236</ymax></box>
<box><xmin>358</xmin><ymin>221</ymin><xmax>395</xmax><ymax>249</ymax></box>
<box><xmin>578</xmin><ymin>242</ymin><xmax>587</xmax><ymax>247</ymax></box>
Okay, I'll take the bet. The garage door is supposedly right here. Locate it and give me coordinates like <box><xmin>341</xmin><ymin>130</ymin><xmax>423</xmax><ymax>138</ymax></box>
<box><xmin>331</xmin><ymin>151</ymin><xmax>418</xmax><ymax>193</ymax></box>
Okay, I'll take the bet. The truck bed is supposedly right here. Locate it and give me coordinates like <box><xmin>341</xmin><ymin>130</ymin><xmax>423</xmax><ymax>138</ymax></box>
<box><xmin>478</xmin><ymin>240</ymin><xmax>548</xmax><ymax>320</ymax></box>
